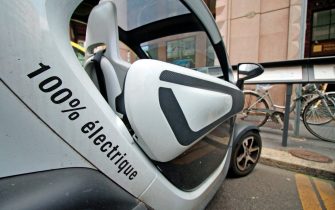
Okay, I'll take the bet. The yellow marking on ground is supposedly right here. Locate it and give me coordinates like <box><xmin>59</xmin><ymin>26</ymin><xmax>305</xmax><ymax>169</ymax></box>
<box><xmin>295</xmin><ymin>174</ymin><xmax>322</xmax><ymax>210</ymax></box>
<box><xmin>313</xmin><ymin>178</ymin><xmax>335</xmax><ymax>210</ymax></box>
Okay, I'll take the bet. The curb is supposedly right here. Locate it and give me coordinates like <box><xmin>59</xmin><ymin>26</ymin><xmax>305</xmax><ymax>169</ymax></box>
<box><xmin>259</xmin><ymin>125</ymin><xmax>319</xmax><ymax>141</ymax></box>
<box><xmin>260</xmin><ymin>148</ymin><xmax>335</xmax><ymax>181</ymax></box>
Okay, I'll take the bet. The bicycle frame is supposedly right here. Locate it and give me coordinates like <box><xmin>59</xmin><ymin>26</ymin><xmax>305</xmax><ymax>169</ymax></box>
<box><xmin>244</xmin><ymin>90</ymin><xmax>269</xmax><ymax>110</ymax></box>
<box><xmin>244</xmin><ymin>89</ymin><xmax>292</xmax><ymax>112</ymax></box>
<box><xmin>251</xmin><ymin>84</ymin><xmax>328</xmax><ymax>113</ymax></box>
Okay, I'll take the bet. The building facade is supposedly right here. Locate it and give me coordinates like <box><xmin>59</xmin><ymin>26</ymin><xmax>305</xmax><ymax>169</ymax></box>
<box><xmin>70</xmin><ymin>0</ymin><xmax>335</xmax><ymax>104</ymax></box>
<box><xmin>213</xmin><ymin>0</ymin><xmax>334</xmax><ymax>103</ymax></box>
<box><xmin>215</xmin><ymin>0</ymin><xmax>305</xmax><ymax>65</ymax></box>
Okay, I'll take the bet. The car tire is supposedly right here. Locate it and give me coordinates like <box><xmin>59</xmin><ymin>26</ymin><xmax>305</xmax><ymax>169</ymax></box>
<box><xmin>229</xmin><ymin>131</ymin><xmax>262</xmax><ymax>177</ymax></box>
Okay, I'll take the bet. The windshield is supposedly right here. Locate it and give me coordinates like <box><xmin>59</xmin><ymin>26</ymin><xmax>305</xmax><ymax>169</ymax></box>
<box><xmin>113</xmin><ymin>0</ymin><xmax>190</xmax><ymax>31</ymax></box>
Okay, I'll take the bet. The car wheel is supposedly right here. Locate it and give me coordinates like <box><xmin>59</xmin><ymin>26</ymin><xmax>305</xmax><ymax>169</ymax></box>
<box><xmin>229</xmin><ymin>131</ymin><xmax>262</xmax><ymax>177</ymax></box>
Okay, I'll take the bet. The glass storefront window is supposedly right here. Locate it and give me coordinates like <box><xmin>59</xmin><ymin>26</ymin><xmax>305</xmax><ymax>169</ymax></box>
<box><xmin>313</xmin><ymin>10</ymin><xmax>330</xmax><ymax>26</ymax></box>
<box><xmin>331</xmin><ymin>25</ymin><xmax>335</xmax><ymax>39</ymax></box>
<box><xmin>313</xmin><ymin>25</ymin><xmax>331</xmax><ymax>41</ymax></box>
<box><xmin>312</xmin><ymin>9</ymin><xmax>335</xmax><ymax>41</ymax></box>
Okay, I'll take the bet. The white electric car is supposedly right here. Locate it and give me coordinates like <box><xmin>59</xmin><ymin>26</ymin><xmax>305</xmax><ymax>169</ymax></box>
<box><xmin>0</xmin><ymin>0</ymin><xmax>264</xmax><ymax>209</ymax></box>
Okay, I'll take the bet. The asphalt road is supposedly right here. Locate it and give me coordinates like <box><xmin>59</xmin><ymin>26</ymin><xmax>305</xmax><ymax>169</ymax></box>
<box><xmin>206</xmin><ymin>164</ymin><xmax>335</xmax><ymax>210</ymax></box>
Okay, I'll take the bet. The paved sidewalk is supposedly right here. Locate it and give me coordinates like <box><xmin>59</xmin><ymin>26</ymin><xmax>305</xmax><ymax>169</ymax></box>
<box><xmin>259</xmin><ymin>127</ymin><xmax>335</xmax><ymax>181</ymax></box>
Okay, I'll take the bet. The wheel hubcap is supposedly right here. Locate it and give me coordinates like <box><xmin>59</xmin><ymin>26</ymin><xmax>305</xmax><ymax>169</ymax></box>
<box><xmin>236</xmin><ymin>136</ymin><xmax>260</xmax><ymax>171</ymax></box>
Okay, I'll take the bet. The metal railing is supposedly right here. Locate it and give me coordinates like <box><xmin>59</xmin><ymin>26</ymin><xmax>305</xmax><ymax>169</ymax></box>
<box><xmin>233</xmin><ymin>56</ymin><xmax>335</xmax><ymax>146</ymax></box>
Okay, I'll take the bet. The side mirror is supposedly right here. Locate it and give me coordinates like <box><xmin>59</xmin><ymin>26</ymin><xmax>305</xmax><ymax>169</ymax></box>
<box><xmin>236</xmin><ymin>63</ymin><xmax>264</xmax><ymax>89</ymax></box>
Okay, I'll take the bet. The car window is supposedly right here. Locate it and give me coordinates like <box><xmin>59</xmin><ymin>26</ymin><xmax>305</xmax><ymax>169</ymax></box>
<box><xmin>113</xmin><ymin>0</ymin><xmax>190</xmax><ymax>31</ymax></box>
<box><xmin>119</xmin><ymin>41</ymin><xmax>138</xmax><ymax>63</ymax></box>
<box><xmin>140</xmin><ymin>31</ymin><xmax>222</xmax><ymax>77</ymax></box>
<box><xmin>71</xmin><ymin>41</ymin><xmax>85</xmax><ymax>66</ymax></box>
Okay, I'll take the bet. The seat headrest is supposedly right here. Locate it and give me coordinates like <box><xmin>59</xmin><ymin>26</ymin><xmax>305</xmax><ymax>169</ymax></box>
<box><xmin>85</xmin><ymin>1</ymin><xmax>120</xmax><ymax>62</ymax></box>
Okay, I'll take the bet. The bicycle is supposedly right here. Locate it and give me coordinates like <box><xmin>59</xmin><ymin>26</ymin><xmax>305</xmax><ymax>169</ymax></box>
<box><xmin>302</xmin><ymin>89</ymin><xmax>335</xmax><ymax>142</ymax></box>
<box><xmin>237</xmin><ymin>84</ymin><xmax>315</xmax><ymax>127</ymax></box>
<box><xmin>237</xmin><ymin>83</ymin><xmax>335</xmax><ymax>142</ymax></box>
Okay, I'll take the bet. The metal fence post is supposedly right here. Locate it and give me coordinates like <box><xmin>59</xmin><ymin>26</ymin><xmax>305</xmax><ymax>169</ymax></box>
<box><xmin>282</xmin><ymin>84</ymin><xmax>293</xmax><ymax>146</ymax></box>
<box><xmin>294</xmin><ymin>84</ymin><xmax>302</xmax><ymax>136</ymax></box>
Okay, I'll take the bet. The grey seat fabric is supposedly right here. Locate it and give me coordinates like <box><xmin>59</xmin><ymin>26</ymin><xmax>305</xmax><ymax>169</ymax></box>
<box><xmin>84</xmin><ymin>56</ymin><xmax>122</xmax><ymax>113</ymax></box>
<box><xmin>84</xmin><ymin>0</ymin><xmax>130</xmax><ymax>115</ymax></box>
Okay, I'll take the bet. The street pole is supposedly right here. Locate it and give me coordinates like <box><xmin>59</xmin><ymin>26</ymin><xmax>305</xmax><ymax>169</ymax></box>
<box><xmin>282</xmin><ymin>84</ymin><xmax>293</xmax><ymax>147</ymax></box>
<box><xmin>293</xmin><ymin>0</ymin><xmax>308</xmax><ymax>137</ymax></box>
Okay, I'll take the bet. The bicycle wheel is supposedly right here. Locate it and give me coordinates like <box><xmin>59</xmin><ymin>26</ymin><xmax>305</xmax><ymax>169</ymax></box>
<box><xmin>302</xmin><ymin>93</ymin><xmax>335</xmax><ymax>142</ymax></box>
<box><xmin>297</xmin><ymin>94</ymin><xmax>317</xmax><ymax>121</ymax></box>
<box><xmin>236</xmin><ymin>91</ymin><xmax>270</xmax><ymax>127</ymax></box>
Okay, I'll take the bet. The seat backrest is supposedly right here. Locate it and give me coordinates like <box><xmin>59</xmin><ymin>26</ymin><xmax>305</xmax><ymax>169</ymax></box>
<box><xmin>84</xmin><ymin>56</ymin><xmax>122</xmax><ymax>113</ymax></box>
<box><xmin>84</xmin><ymin>0</ymin><xmax>130</xmax><ymax>114</ymax></box>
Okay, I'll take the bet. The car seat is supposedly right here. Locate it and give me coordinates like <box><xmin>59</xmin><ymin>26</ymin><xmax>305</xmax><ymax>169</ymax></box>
<box><xmin>84</xmin><ymin>0</ymin><xmax>130</xmax><ymax>115</ymax></box>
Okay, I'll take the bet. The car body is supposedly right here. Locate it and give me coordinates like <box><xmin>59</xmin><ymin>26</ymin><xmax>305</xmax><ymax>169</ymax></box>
<box><xmin>0</xmin><ymin>0</ymin><xmax>262</xmax><ymax>209</ymax></box>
